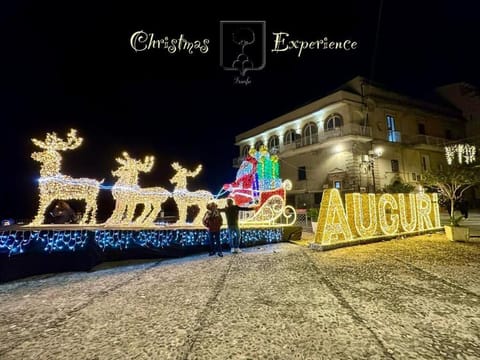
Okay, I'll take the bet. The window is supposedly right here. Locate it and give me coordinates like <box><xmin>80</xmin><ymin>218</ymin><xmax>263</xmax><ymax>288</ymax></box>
<box><xmin>284</xmin><ymin>130</ymin><xmax>297</xmax><ymax>145</ymax></box>
<box><xmin>386</xmin><ymin>115</ymin><xmax>396</xmax><ymax>131</ymax></box>
<box><xmin>302</xmin><ymin>122</ymin><xmax>318</xmax><ymax>146</ymax></box>
<box><xmin>268</xmin><ymin>135</ymin><xmax>279</xmax><ymax>151</ymax></box>
<box><xmin>391</xmin><ymin>159</ymin><xmax>399</xmax><ymax>172</ymax></box>
<box><xmin>418</xmin><ymin>123</ymin><xmax>425</xmax><ymax>135</ymax></box>
<box><xmin>298</xmin><ymin>166</ymin><xmax>307</xmax><ymax>180</ymax></box>
<box><xmin>254</xmin><ymin>141</ymin><xmax>263</xmax><ymax>151</ymax></box>
<box><xmin>386</xmin><ymin>115</ymin><xmax>400</xmax><ymax>142</ymax></box>
<box><xmin>421</xmin><ymin>154</ymin><xmax>430</xmax><ymax>171</ymax></box>
<box><xmin>241</xmin><ymin>145</ymin><xmax>250</xmax><ymax>157</ymax></box>
<box><xmin>314</xmin><ymin>192</ymin><xmax>322</xmax><ymax>204</ymax></box>
<box><xmin>324</xmin><ymin>114</ymin><xmax>343</xmax><ymax>131</ymax></box>
<box><xmin>334</xmin><ymin>181</ymin><xmax>342</xmax><ymax>189</ymax></box>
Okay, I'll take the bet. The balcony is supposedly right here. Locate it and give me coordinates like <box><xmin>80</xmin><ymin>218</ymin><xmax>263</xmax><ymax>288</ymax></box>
<box><xmin>293</xmin><ymin>124</ymin><xmax>372</xmax><ymax>150</ymax></box>
<box><xmin>233</xmin><ymin>124</ymin><xmax>372</xmax><ymax>164</ymax></box>
<box><xmin>387</xmin><ymin>130</ymin><xmax>402</xmax><ymax>143</ymax></box>
<box><xmin>403</xmin><ymin>134</ymin><xmax>449</xmax><ymax>149</ymax></box>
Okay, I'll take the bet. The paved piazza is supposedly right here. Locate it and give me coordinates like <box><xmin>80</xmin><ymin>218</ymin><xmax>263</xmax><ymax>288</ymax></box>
<box><xmin>1</xmin><ymin>233</ymin><xmax>479</xmax><ymax>359</ymax></box>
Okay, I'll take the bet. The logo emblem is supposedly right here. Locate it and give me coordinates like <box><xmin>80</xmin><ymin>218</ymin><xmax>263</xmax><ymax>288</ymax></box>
<box><xmin>220</xmin><ymin>21</ymin><xmax>266</xmax><ymax>83</ymax></box>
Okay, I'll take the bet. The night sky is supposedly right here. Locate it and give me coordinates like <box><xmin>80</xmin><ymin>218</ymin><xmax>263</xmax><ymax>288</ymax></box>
<box><xmin>1</xmin><ymin>1</ymin><xmax>479</xmax><ymax>221</ymax></box>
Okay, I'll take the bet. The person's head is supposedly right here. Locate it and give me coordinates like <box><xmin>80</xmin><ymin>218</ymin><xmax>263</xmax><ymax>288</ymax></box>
<box><xmin>227</xmin><ymin>198</ymin><xmax>234</xmax><ymax>207</ymax></box>
<box><xmin>55</xmin><ymin>201</ymin><xmax>69</xmax><ymax>210</ymax></box>
<box><xmin>208</xmin><ymin>201</ymin><xmax>218</xmax><ymax>210</ymax></box>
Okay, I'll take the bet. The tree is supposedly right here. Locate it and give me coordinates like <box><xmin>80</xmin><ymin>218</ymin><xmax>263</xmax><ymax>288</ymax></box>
<box><xmin>422</xmin><ymin>164</ymin><xmax>480</xmax><ymax>226</ymax></box>
<box><xmin>384</xmin><ymin>180</ymin><xmax>415</xmax><ymax>194</ymax></box>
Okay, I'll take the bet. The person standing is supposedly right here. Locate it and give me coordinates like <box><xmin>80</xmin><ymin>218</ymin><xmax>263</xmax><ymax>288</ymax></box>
<box><xmin>50</xmin><ymin>200</ymin><xmax>76</xmax><ymax>224</ymax></box>
<box><xmin>459</xmin><ymin>198</ymin><xmax>470</xmax><ymax>220</ymax></box>
<box><xmin>219</xmin><ymin>198</ymin><xmax>253</xmax><ymax>253</ymax></box>
<box><xmin>202</xmin><ymin>202</ymin><xmax>223</xmax><ymax>257</ymax></box>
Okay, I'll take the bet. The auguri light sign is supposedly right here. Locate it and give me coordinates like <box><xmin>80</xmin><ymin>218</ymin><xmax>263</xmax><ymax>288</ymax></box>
<box><xmin>313</xmin><ymin>189</ymin><xmax>442</xmax><ymax>248</ymax></box>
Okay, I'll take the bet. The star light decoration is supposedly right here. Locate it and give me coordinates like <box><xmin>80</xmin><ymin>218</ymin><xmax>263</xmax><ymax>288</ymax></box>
<box><xmin>29</xmin><ymin>129</ymin><xmax>102</xmax><ymax>225</ymax></box>
<box><xmin>445</xmin><ymin>144</ymin><xmax>476</xmax><ymax>165</ymax></box>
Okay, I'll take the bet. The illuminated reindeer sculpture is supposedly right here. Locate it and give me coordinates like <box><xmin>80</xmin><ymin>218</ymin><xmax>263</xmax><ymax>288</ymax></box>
<box><xmin>30</xmin><ymin>129</ymin><xmax>102</xmax><ymax>225</ymax></box>
<box><xmin>170</xmin><ymin>162</ymin><xmax>213</xmax><ymax>225</ymax></box>
<box><xmin>106</xmin><ymin>152</ymin><xmax>171</xmax><ymax>226</ymax></box>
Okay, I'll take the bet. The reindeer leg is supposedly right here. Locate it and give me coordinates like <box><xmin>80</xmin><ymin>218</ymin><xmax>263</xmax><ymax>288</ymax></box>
<box><xmin>175</xmin><ymin>200</ymin><xmax>187</xmax><ymax>225</ymax></box>
<box><xmin>192</xmin><ymin>200</ymin><xmax>206</xmax><ymax>226</ymax></box>
<box><xmin>80</xmin><ymin>196</ymin><xmax>93</xmax><ymax>224</ymax></box>
<box><xmin>106</xmin><ymin>200</ymin><xmax>124</xmax><ymax>225</ymax></box>
<box><xmin>144</xmin><ymin>201</ymin><xmax>161</xmax><ymax>225</ymax></box>
<box><xmin>125</xmin><ymin>203</ymin><xmax>136</xmax><ymax>224</ymax></box>
<box><xmin>135</xmin><ymin>202</ymin><xmax>151</xmax><ymax>225</ymax></box>
<box><xmin>88</xmin><ymin>193</ymin><xmax>99</xmax><ymax>224</ymax></box>
<box><xmin>31</xmin><ymin>195</ymin><xmax>51</xmax><ymax>226</ymax></box>
<box><xmin>81</xmin><ymin>198</ymin><xmax>91</xmax><ymax>224</ymax></box>
<box><xmin>90</xmin><ymin>204</ymin><xmax>98</xmax><ymax>224</ymax></box>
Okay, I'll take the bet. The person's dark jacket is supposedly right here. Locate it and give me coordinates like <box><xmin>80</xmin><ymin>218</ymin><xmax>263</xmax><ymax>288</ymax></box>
<box><xmin>202</xmin><ymin>209</ymin><xmax>223</xmax><ymax>232</ymax></box>
<box><xmin>220</xmin><ymin>205</ymin><xmax>252</xmax><ymax>227</ymax></box>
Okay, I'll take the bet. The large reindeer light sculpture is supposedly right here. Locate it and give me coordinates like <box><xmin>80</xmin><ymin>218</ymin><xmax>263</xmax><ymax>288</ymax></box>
<box><xmin>106</xmin><ymin>152</ymin><xmax>171</xmax><ymax>226</ymax></box>
<box><xmin>30</xmin><ymin>129</ymin><xmax>102</xmax><ymax>225</ymax></box>
<box><xmin>170</xmin><ymin>162</ymin><xmax>213</xmax><ymax>225</ymax></box>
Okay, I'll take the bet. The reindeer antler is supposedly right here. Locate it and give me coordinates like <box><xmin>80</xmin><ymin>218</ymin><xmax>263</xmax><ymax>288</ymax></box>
<box><xmin>138</xmin><ymin>155</ymin><xmax>155</xmax><ymax>173</ymax></box>
<box><xmin>187</xmin><ymin>165</ymin><xmax>202</xmax><ymax>178</ymax></box>
<box><xmin>115</xmin><ymin>151</ymin><xmax>131</xmax><ymax>166</ymax></box>
<box><xmin>114</xmin><ymin>152</ymin><xmax>154</xmax><ymax>174</ymax></box>
<box><xmin>171</xmin><ymin>162</ymin><xmax>182</xmax><ymax>171</ymax></box>
<box><xmin>32</xmin><ymin>128</ymin><xmax>83</xmax><ymax>151</ymax></box>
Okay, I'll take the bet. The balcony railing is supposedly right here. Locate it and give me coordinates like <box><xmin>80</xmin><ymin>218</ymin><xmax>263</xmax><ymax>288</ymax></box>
<box><xmin>233</xmin><ymin>124</ymin><xmax>373</xmax><ymax>164</ymax></box>
<box><xmin>387</xmin><ymin>130</ymin><xmax>402</xmax><ymax>143</ymax></box>
<box><xmin>403</xmin><ymin>134</ymin><xmax>449</xmax><ymax>147</ymax></box>
<box><xmin>294</xmin><ymin>124</ymin><xmax>372</xmax><ymax>149</ymax></box>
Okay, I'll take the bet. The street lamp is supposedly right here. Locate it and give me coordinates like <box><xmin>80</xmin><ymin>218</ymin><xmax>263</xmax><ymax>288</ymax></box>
<box><xmin>361</xmin><ymin>148</ymin><xmax>383</xmax><ymax>192</ymax></box>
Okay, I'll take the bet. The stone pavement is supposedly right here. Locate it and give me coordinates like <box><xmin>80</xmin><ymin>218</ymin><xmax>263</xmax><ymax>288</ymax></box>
<box><xmin>1</xmin><ymin>233</ymin><xmax>480</xmax><ymax>359</ymax></box>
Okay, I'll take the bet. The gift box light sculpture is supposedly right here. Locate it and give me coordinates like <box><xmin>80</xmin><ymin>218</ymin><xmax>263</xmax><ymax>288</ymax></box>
<box><xmin>105</xmin><ymin>152</ymin><xmax>171</xmax><ymax>226</ymax></box>
<box><xmin>29</xmin><ymin>129</ymin><xmax>102</xmax><ymax>225</ymax></box>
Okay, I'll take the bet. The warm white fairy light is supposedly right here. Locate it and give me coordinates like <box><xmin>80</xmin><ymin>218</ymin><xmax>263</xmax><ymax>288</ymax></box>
<box><xmin>170</xmin><ymin>162</ymin><xmax>213</xmax><ymax>225</ymax></box>
<box><xmin>415</xmin><ymin>193</ymin><xmax>434</xmax><ymax>230</ymax></box>
<box><xmin>106</xmin><ymin>152</ymin><xmax>171</xmax><ymax>226</ymax></box>
<box><xmin>445</xmin><ymin>146</ymin><xmax>455</xmax><ymax>165</ymax></box>
<box><xmin>29</xmin><ymin>129</ymin><xmax>101</xmax><ymax>225</ymax></box>
<box><xmin>377</xmin><ymin>193</ymin><xmax>399</xmax><ymax>235</ymax></box>
<box><xmin>396</xmin><ymin>194</ymin><xmax>417</xmax><ymax>232</ymax></box>
<box><xmin>464</xmin><ymin>145</ymin><xmax>476</xmax><ymax>164</ymax></box>
<box><xmin>428</xmin><ymin>192</ymin><xmax>441</xmax><ymax>228</ymax></box>
<box><xmin>345</xmin><ymin>193</ymin><xmax>377</xmax><ymax>237</ymax></box>
<box><xmin>445</xmin><ymin>144</ymin><xmax>476</xmax><ymax>165</ymax></box>
<box><xmin>239</xmin><ymin>180</ymin><xmax>297</xmax><ymax>227</ymax></box>
<box><xmin>313</xmin><ymin>189</ymin><xmax>441</xmax><ymax>246</ymax></box>
<box><xmin>315</xmin><ymin>189</ymin><xmax>352</xmax><ymax>244</ymax></box>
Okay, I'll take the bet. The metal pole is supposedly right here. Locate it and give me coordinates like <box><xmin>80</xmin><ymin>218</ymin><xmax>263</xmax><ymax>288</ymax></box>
<box><xmin>371</xmin><ymin>160</ymin><xmax>376</xmax><ymax>192</ymax></box>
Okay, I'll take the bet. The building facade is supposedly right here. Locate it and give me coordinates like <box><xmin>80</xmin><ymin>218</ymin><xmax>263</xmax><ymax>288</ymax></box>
<box><xmin>233</xmin><ymin>76</ymin><xmax>467</xmax><ymax>209</ymax></box>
